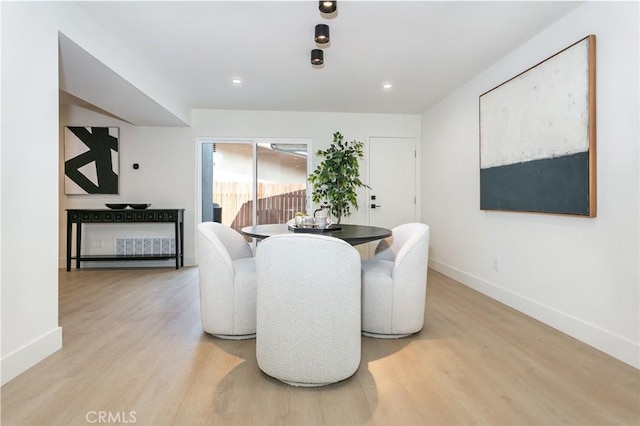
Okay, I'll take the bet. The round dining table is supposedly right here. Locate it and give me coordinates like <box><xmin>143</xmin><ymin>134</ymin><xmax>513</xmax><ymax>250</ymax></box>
<box><xmin>241</xmin><ymin>223</ymin><xmax>392</xmax><ymax>246</ymax></box>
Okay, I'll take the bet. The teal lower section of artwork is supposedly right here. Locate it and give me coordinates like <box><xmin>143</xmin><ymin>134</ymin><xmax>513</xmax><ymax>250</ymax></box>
<box><xmin>480</xmin><ymin>151</ymin><xmax>590</xmax><ymax>215</ymax></box>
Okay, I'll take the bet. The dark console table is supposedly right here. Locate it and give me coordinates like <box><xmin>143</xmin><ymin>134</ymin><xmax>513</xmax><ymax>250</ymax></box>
<box><xmin>66</xmin><ymin>209</ymin><xmax>185</xmax><ymax>271</ymax></box>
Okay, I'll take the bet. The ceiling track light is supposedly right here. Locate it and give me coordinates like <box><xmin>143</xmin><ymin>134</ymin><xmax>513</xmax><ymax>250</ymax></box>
<box><xmin>311</xmin><ymin>49</ymin><xmax>324</xmax><ymax>65</ymax></box>
<box><xmin>315</xmin><ymin>24</ymin><xmax>330</xmax><ymax>44</ymax></box>
<box><xmin>319</xmin><ymin>1</ymin><xmax>337</xmax><ymax>14</ymax></box>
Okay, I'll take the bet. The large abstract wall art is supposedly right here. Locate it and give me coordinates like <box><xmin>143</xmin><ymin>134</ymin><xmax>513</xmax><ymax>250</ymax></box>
<box><xmin>479</xmin><ymin>35</ymin><xmax>596</xmax><ymax>217</ymax></box>
<box><xmin>64</xmin><ymin>126</ymin><xmax>119</xmax><ymax>194</ymax></box>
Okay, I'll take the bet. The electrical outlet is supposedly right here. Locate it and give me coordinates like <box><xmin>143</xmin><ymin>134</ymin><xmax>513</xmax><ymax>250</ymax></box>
<box><xmin>493</xmin><ymin>256</ymin><xmax>501</xmax><ymax>272</ymax></box>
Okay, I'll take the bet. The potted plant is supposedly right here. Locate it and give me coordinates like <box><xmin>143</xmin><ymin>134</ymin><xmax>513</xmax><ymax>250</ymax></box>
<box><xmin>308</xmin><ymin>131</ymin><xmax>368</xmax><ymax>224</ymax></box>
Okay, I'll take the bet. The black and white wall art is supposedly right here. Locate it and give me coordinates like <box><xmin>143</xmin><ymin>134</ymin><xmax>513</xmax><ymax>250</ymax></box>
<box><xmin>479</xmin><ymin>35</ymin><xmax>596</xmax><ymax>217</ymax></box>
<box><xmin>64</xmin><ymin>126</ymin><xmax>119</xmax><ymax>195</ymax></box>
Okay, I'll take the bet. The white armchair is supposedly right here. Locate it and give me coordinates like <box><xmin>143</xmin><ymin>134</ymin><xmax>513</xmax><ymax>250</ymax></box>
<box><xmin>197</xmin><ymin>222</ymin><xmax>256</xmax><ymax>339</ymax></box>
<box><xmin>361</xmin><ymin>223</ymin><xmax>430</xmax><ymax>338</ymax></box>
<box><xmin>256</xmin><ymin>234</ymin><xmax>361</xmax><ymax>386</ymax></box>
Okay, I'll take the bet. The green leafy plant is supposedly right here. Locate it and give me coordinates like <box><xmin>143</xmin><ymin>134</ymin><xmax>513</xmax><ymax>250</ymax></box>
<box><xmin>308</xmin><ymin>131</ymin><xmax>368</xmax><ymax>224</ymax></box>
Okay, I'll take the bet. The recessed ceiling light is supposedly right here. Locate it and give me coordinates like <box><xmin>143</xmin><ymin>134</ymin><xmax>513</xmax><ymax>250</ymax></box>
<box><xmin>382</xmin><ymin>82</ymin><xmax>392</xmax><ymax>90</ymax></box>
<box><xmin>231</xmin><ymin>77</ymin><xmax>243</xmax><ymax>85</ymax></box>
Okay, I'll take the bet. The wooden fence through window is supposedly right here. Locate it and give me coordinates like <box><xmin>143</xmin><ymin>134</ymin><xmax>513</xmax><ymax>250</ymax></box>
<box><xmin>213</xmin><ymin>182</ymin><xmax>306</xmax><ymax>232</ymax></box>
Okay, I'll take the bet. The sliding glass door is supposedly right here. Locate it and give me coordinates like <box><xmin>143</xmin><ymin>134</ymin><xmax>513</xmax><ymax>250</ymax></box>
<box><xmin>200</xmin><ymin>139</ymin><xmax>310</xmax><ymax>233</ymax></box>
<box><xmin>255</xmin><ymin>142</ymin><xmax>308</xmax><ymax>225</ymax></box>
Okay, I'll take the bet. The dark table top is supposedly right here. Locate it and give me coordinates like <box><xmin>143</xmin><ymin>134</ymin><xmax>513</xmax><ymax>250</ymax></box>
<box><xmin>241</xmin><ymin>223</ymin><xmax>392</xmax><ymax>246</ymax></box>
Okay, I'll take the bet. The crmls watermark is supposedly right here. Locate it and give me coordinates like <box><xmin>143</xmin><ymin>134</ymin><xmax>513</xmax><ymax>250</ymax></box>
<box><xmin>85</xmin><ymin>411</ymin><xmax>137</xmax><ymax>424</ymax></box>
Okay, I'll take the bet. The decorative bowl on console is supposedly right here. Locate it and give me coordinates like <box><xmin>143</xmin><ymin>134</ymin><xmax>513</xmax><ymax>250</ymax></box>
<box><xmin>105</xmin><ymin>203</ymin><xmax>128</xmax><ymax>209</ymax></box>
<box><xmin>129</xmin><ymin>203</ymin><xmax>151</xmax><ymax>209</ymax></box>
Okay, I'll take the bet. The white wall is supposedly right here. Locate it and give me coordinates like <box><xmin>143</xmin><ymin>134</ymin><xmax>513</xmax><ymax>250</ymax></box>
<box><xmin>421</xmin><ymin>1</ymin><xmax>639</xmax><ymax>367</ymax></box>
<box><xmin>59</xmin><ymin>105</ymin><xmax>194</xmax><ymax>266</ymax></box>
<box><xmin>1</xmin><ymin>1</ymin><xmax>189</xmax><ymax>384</ymax></box>
<box><xmin>57</xmin><ymin>108</ymin><xmax>420</xmax><ymax>268</ymax></box>
<box><xmin>192</xmin><ymin>109</ymin><xmax>422</xmax><ymax>227</ymax></box>
<box><xmin>1</xmin><ymin>2</ymin><xmax>62</xmax><ymax>385</ymax></box>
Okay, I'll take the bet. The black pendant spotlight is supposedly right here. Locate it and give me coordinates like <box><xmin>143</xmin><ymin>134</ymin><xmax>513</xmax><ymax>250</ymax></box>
<box><xmin>315</xmin><ymin>24</ymin><xmax>330</xmax><ymax>44</ymax></box>
<box><xmin>319</xmin><ymin>1</ymin><xmax>337</xmax><ymax>14</ymax></box>
<box><xmin>312</xmin><ymin>2</ymin><xmax>334</xmax><ymax>66</ymax></box>
<box><xmin>311</xmin><ymin>49</ymin><xmax>324</xmax><ymax>65</ymax></box>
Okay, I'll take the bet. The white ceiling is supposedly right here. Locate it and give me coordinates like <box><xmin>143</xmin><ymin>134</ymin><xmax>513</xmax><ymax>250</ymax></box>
<box><xmin>63</xmin><ymin>1</ymin><xmax>582</xmax><ymax>124</ymax></box>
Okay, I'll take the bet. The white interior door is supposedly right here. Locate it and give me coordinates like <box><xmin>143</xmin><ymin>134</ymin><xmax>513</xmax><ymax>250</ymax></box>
<box><xmin>367</xmin><ymin>137</ymin><xmax>417</xmax><ymax>229</ymax></box>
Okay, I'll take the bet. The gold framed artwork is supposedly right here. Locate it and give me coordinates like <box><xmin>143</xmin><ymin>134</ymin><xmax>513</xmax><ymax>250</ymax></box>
<box><xmin>479</xmin><ymin>35</ymin><xmax>596</xmax><ymax>217</ymax></box>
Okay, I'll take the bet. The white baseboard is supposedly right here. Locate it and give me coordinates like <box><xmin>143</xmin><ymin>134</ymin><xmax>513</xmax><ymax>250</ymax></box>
<box><xmin>1</xmin><ymin>326</ymin><xmax>63</xmax><ymax>385</ymax></box>
<box><xmin>430</xmin><ymin>258</ymin><xmax>640</xmax><ymax>369</ymax></box>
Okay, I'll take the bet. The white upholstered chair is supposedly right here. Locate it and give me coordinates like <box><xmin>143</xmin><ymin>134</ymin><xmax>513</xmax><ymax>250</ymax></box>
<box><xmin>197</xmin><ymin>222</ymin><xmax>256</xmax><ymax>339</ymax></box>
<box><xmin>361</xmin><ymin>223</ymin><xmax>430</xmax><ymax>338</ymax></box>
<box><xmin>256</xmin><ymin>234</ymin><xmax>361</xmax><ymax>386</ymax></box>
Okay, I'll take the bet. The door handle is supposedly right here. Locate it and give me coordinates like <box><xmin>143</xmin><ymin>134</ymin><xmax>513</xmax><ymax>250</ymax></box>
<box><xmin>370</xmin><ymin>204</ymin><xmax>382</xmax><ymax>209</ymax></box>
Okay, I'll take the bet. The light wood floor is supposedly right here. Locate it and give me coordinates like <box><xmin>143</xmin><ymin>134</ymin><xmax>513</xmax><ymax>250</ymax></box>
<box><xmin>1</xmin><ymin>267</ymin><xmax>638</xmax><ymax>426</ymax></box>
